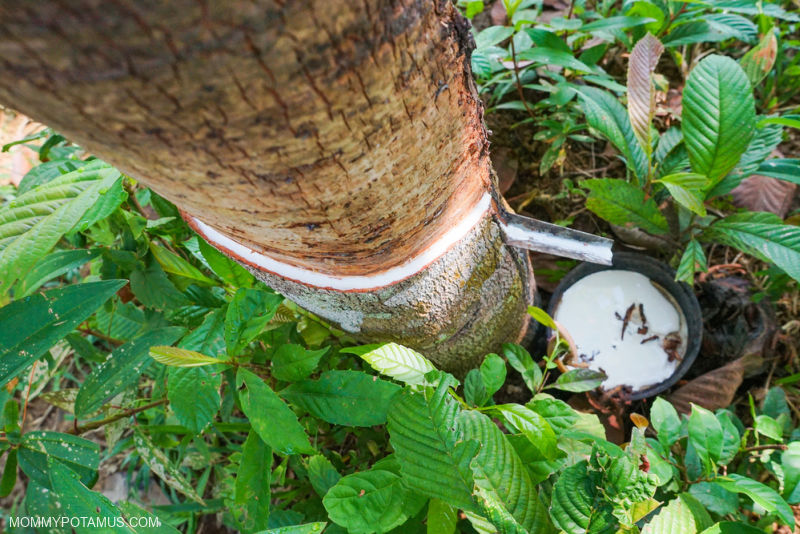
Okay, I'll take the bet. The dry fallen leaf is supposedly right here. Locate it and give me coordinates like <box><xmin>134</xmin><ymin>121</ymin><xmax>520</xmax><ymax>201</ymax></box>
<box><xmin>731</xmin><ymin>174</ymin><xmax>797</xmax><ymax>218</ymax></box>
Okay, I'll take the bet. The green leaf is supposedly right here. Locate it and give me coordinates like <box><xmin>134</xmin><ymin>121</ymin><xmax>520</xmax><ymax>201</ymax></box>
<box><xmin>464</xmin><ymin>369</ymin><xmax>490</xmax><ymax>407</ymax></box>
<box><xmin>180</xmin><ymin>307</ymin><xmax>226</xmax><ymax>354</ymax></box>
<box><xmin>710</xmin><ymin>122</ymin><xmax>785</xmax><ymax>197</ymax></box>
<box><xmin>133</xmin><ymin>428</ymin><xmax>206</xmax><ymax>504</ymax></box>
<box><xmin>271</xmin><ymin>344</ymin><xmax>329</xmax><ymax>382</ymax></box>
<box><xmin>129</xmin><ymin>260</ymin><xmax>190</xmax><ymax>310</ymax></box>
<box><xmin>582</xmin><ymin>15</ymin><xmax>656</xmax><ymax>32</ymax></box>
<box><xmin>754</xmin><ymin>414</ymin><xmax>782</xmax><ymax>440</ymax></box>
<box><xmin>197</xmin><ymin>237</ymin><xmax>254</xmax><ymax>287</ymax></box>
<box><xmin>149</xmin><ymin>345</ymin><xmax>228</xmax><ymax>367</ymax></box>
<box><xmin>168</xmin><ymin>366</ymin><xmax>221</xmax><ymax>434</ymax></box>
<box><xmin>17</xmin><ymin>248</ymin><xmax>101</xmax><ymax>297</ymax></box>
<box><xmin>714</xmin><ymin>474</ymin><xmax>794</xmax><ymax>525</ymax></box>
<box><xmin>47</xmin><ymin>460</ymin><xmax>134</xmax><ymax>533</ymax></box>
<box><xmin>577</xmin><ymin>87</ymin><xmax>649</xmax><ymax>182</ymax></box>
<box><xmin>704</xmin><ymin>212</ymin><xmax>800</xmax><ymax>282</ymax></box>
<box><xmin>641</xmin><ymin>493</ymin><xmax>713</xmax><ymax>533</ymax></box>
<box><xmin>323</xmin><ymin>467</ymin><xmax>417</xmax><ymax>534</ymax></box>
<box><xmin>225</xmin><ymin>288</ymin><xmax>282</xmax><ymax>356</ymax></box>
<box><xmin>344</xmin><ymin>342</ymin><xmax>436</xmax><ymax>386</ymax></box>
<box><xmin>756</xmin><ymin>159</ymin><xmax>800</xmax><ymax>185</ymax></box>
<box><xmin>675</xmin><ymin>240</ymin><xmax>708</xmax><ymax>284</ymax></box>
<box><xmin>491</xmin><ymin>404</ymin><xmax>559</xmax><ymax>461</ymax></box>
<box><xmin>549</xmin><ymin>460</ymin><xmax>616</xmax><ymax>534</ymax></box>
<box><xmin>149</xmin><ymin>242</ymin><xmax>216</xmax><ymax>285</ymax></box>
<box><xmin>688</xmin><ymin>404</ymin><xmax>723</xmax><ymax>474</ymax></box>
<box><xmin>475</xmin><ymin>26</ymin><xmax>514</xmax><ymax>48</ymax></box>
<box><xmin>716</xmin><ymin>411</ymin><xmax>741</xmax><ymax>465</ymax></box>
<box><xmin>236</xmin><ymin>368</ymin><xmax>314</xmax><ymax>455</ymax></box>
<box><xmin>235</xmin><ymin>431</ymin><xmax>271</xmax><ymax>532</ymax></box>
<box><xmin>682</xmin><ymin>55</ymin><xmax>756</xmax><ymax>185</ymax></box>
<box><xmin>656</xmin><ymin>173</ymin><xmax>709</xmax><ymax>216</ymax></box>
<box><xmin>75</xmin><ymin>326</ymin><xmax>185</xmax><ymax>417</ymax></box>
<box><xmin>528</xmin><ymin>395</ymin><xmax>578</xmax><ymax>435</ymax></box>
<box><xmin>427</xmin><ymin>499</ymin><xmax>458</xmax><ymax>534</ymax></box>
<box><xmin>459</xmin><ymin>410</ymin><xmax>552</xmax><ymax>533</ymax></box>
<box><xmin>480</xmin><ymin>353</ymin><xmax>506</xmax><ymax>398</ymax></box>
<box><xmin>281</xmin><ymin>370</ymin><xmax>401</xmax><ymax>427</ymax></box>
<box><xmin>699</xmin><ymin>522</ymin><xmax>763</xmax><ymax>534</ymax></box>
<box><xmin>740</xmin><ymin>32</ymin><xmax>778</xmax><ymax>86</ymax></box>
<box><xmin>552</xmin><ymin>368</ymin><xmax>607</xmax><ymax>392</ymax></box>
<box><xmin>627</xmin><ymin>33</ymin><xmax>664</xmax><ymax>155</ymax></box>
<box><xmin>18</xmin><ymin>431</ymin><xmax>100</xmax><ymax>488</ymax></box>
<box><xmin>0</xmin><ymin>279</ymin><xmax>125</xmax><ymax>388</ymax></box>
<box><xmin>0</xmin><ymin>449</ymin><xmax>17</xmax><ymax>498</ymax></box>
<box><xmin>528</xmin><ymin>306</ymin><xmax>557</xmax><ymax>329</ymax></box>
<box><xmin>516</xmin><ymin>47</ymin><xmax>594</xmax><ymax>72</ymax></box>
<box><xmin>689</xmin><ymin>482</ymin><xmax>739</xmax><ymax>517</ymax></box>
<box><xmin>584</xmin><ymin>179</ymin><xmax>669</xmax><ymax>235</ymax></box>
<box><xmin>0</xmin><ymin>161</ymin><xmax>121</xmax><ymax>292</ymax></box>
<box><xmin>386</xmin><ymin>383</ymin><xmax>478</xmax><ymax>510</ymax></box>
<box><xmin>502</xmin><ymin>343</ymin><xmax>543</xmax><ymax>393</ymax></box>
<box><xmin>307</xmin><ymin>454</ymin><xmax>341</xmax><ymax>498</ymax></box>
<box><xmin>782</xmin><ymin>442</ymin><xmax>800</xmax><ymax>503</ymax></box>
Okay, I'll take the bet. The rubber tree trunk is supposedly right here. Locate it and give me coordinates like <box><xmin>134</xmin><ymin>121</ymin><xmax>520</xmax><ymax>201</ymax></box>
<box><xmin>0</xmin><ymin>0</ymin><xmax>535</xmax><ymax>373</ymax></box>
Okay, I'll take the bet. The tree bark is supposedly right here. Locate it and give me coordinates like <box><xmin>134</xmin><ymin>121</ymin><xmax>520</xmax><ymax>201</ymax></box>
<box><xmin>0</xmin><ymin>0</ymin><xmax>535</xmax><ymax>371</ymax></box>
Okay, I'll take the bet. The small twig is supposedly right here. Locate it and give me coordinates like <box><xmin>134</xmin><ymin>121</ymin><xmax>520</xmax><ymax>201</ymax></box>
<box><xmin>77</xmin><ymin>326</ymin><xmax>124</xmax><ymax>346</ymax></box>
<box><xmin>68</xmin><ymin>398</ymin><xmax>168</xmax><ymax>435</ymax></box>
<box><xmin>509</xmin><ymin>37</ymin><xmax>537</xmax><ymax>121</ymax></box>
<box><xmin>20</xmin><ymin>362</ymin><xmax>38</xmax><ymax>434</ymax></box>
<box><xmin>742</xmin><ymin>444</ymin><xmax>788</xmax><ymax>453</ymax></box>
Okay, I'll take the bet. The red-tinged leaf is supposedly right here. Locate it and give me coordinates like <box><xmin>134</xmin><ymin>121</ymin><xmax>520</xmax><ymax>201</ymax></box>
<box><xmin>740</xmin><ymin>32</ymin><xmax>778</xmax><ymax>86</ymax></box>
<box><xmin>731</xmin><ymin>174</ymin><xmax>796</xmax><ymax>218</ymax></box>
<box><xmin>628</xmin><ymin>33</ymin><xmax>664</xmax><ymax>154</ymax></box>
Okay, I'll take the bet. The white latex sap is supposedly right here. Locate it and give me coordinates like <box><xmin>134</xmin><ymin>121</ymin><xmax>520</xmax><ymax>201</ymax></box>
<box><xmin>553</xmin><ymin>270</ymin><xmax>686</xmax><ymax>391</ymax></box>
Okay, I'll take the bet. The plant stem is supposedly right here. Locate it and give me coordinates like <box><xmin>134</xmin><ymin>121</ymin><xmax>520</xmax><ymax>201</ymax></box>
<box><xmin>509</xmin><ymin>37</ymin><xmax>537</xmax><ymax>121</ymax></box>
<box><xmin>69</xmin><ymin>398</ymin><xmax>168</xmax><ymax>435</ymax></box>
<box><xmin>742</xmin><ymin>444</ymin><xmax>788</xmax><ymax>453</ymax></box>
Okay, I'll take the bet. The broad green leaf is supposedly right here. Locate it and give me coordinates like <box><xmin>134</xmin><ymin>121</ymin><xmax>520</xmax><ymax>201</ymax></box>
<box><xmin>689</xmin><ymin>482</ymin><xmax>738</xmax><ymax>516</ymax></box>
<box><xmin>459</xmin><ymin>410</ymin><xmax>552</xmax><ymax>533</ymax></box>
<box><xmin>655</xmin><ymin>127</ymin><xmax>683</xmax><ymax>163</ymax></box>
<box><xmin>551</xmin><ymin>368</ymin><xmax>607</xmax><ymax>392</ymax></box>
<box><xmin>117</xmin><ymin>501</ymin><xmax>182</xmax><ymax>534</ymax></box>
<box><xmin>699</xmin><ymin>522</ymin><xmax>763</xmax><ymax>534</ymax></box>
<box><xmin>225</xmin><ymin>288</ymin><xmax>282</xmax><ymax>356</ymax></box>
<box><xmin>0</xmin><ymin>161</ymin><xmax>121</xmax><ymax>292</ymax></box>
<box><xmin>740</xmin><ymin>32</ymin><xmax>778</xmax><ymax>86</ymax></box>
<box><xmin>641</xmin><ymin>493</ymin><xmax>712</xmax><ymax>533</ymax></box>
<box><xmin>549</xmin><ymin>460</ymin><xmax>615</xmax><ymax>534</ymax></box>
<box><xmin>628</xmin><ymin>33</ymin><xmax>664</xmax><ymax>155</ymax></box>
<box><xmin>271</xmin><ymin>344</ymin><xmax>329</xmax><ymax>382</ymax></box>
<box><xmin>427</xmin><ymin>499</ymin><xmax>458</xmax><ymax>534</ymax></box>
<box><xmin>94</xmin><ymin>300</ymin><xmax>147</xmax><ymax>342</ymax></box>
<box><xmin>307</xmin><ymin>454</ymin><xmax>341</xmax><ymax>498</ymax></box>
<box><xmin>584</xmin><ymin>179</ymin><xmax>669</xmax><ymax>235</ymax></box>
<box><xmin>756</xmin><ymin>159</ymin><xmax>800</xmax><ymax>185</ymax></box>
<box><xmin>688</xmin><ymin>404</ymin><xmax>723</xmax><ymax>474</ymax></box>
<box><xmin>236</xmin><ymin>368</ymin><xmax>314</xmax><ymax>455</ymax></box>
<box><xmin>281</xmin><ymin>370</ymin><xmax>401</xmax><ymax>427</ymax></box>
<box><xmin>235</xmin><ymin>431</ymin><xmax>271</xmax><ymax>532</ymax></box>
<box><xmin>491</xmin><ymin>404</ymin><xmax>558</xmax><ymax>461</ymax></box>
<box><xmin>754</xmin><ymin>414</ymin><xmax>782</xmax><ymax>440</ymax></box>
<box><xmin>180</xmin><ymin>307</ymin><xmax>226</xmax><ymax>354</ymax></box>
<box><xmin>758</xmin><ymin>115</ymin><xmax>800</xmax><ymax>130</ymax></box>
<box><xmin>582</xmin><ymin>15</ymin><xmax>656</xmax><ymax>32</ymax></box>
<box><xmin>129</xmin><ymin>260</ymin><xmax>190</xmax><ymax>310</ymax></box>
<box><xmin>578</xmin><ymin>88</ymin><xmax>649</xmax><ymax>182</ymax></box>
<box><xmin>149</xmin><ymin>242</ymin><xmax>216</xmax><ymax>286</ymax></box>
<box><xmin>710</xmin><ymin>122</ymin><xmax>785</xmax><ymax>197</ymax></box>
<box><xmin>714</xmin><ymin>474</ymin><xmax>794</xmax><ymax>525</ymax></box>
<box><xmin>675</xmin><ymin>240</ymin><xmax>708</xmax><ymax>284</ymax></box>
<box><xmin>781</xmin><ymin>442</ymin><xmax>800</xmax><ymax>503</ymax></box>
<box><xmin>656</xmin><ymin>173</ymin><xmax>709</xmax><ymax>216</ymax></box>
<box><xmin>323</xmin><ymin>468</ymin><xmax>418</xmax><ymax>534</ymax></box>
<box><xmin>197</xmin><ymin>237</ymin><xmax>254</xmax><ymax>287</ymax></box>
<box><xmin>133</xmin><ymin>428</ymin><xmax>205</xmax><ymax>504</ymax></box>
<box><xmin>18</xmin><ymin>431</ymin><xmax>100</xmax><ymax>488</ymax></box>
<box><xmin>480</xmin><ymin>353</ymin><xmax>506</xmax><ymax>398</ymax></box>
<box><xmin>475</xmin><ymin>26</ymin><xmax>514</xmax><ymax>48</ymax></box>
<box><xmin>464</xmin><ymin>369</ymin><xmax>490</xmax><ymax>407</ymax></box>
<box><xmin>75</xmin><ymin>326</ymin><xmax>185</xmax><ymax>417</ymax></box>
<box><xmin>716</xmin><ymin>411</ymin><xmax>741</xmax><ymax>465</ymax></box>
<box><xmin>528</xmin><ymin>306</ymin><xmax>556</xmax><ymax>329</ymax></box>
<box><xmin>704</xmin><ymin>212</ymin><xmax>800</xmax><ymax>282</ymax></box>
<box><xmin>47</xmin><ymin>460</ymin><xmax>135</xmax><ymax>533</ymax></box>
<box><xmin>17</xmin><ymin>248</ymin><xmax>101</xmax><ymax>297</ymax></box>
<box><xmin>516</xmin><ymin>47</ymin><xmax>594</xmax><ymax>73</ymax></box>
<box><xmin>528</xmin><ymin>395</ymin><xmax>578</xmax><ymax>435</ymax></box>
<box><xmin>149</xmin><ymin>345</ymin><xmax>228</xmax><ymax>367</ymax></box>
<box><xmin>386</xmin><ymin>383</ymin><xmax>477</xmax><ymax>510</ymax></box>
<box><xmin>682</xmin><ymin>55</ymin><xmax>756</xmax><ymax>185</ymax></box>
<box><xmin>0</xmin><ymin>279</ymin><xmax>125</xmax><ymax>388</ymax></box>
<box><xmin>502</xmin><ymin>343</ymin><xmax>543</xmax><ymax>393</ymax></box>
<box><xmin>344</xmin><ymin>342</ymin><xmax>436</xmax><ymax>386</ymax></box>
<box><xmin>168</xmin><ymin>366</ymin><xmax>221</xmax><ymax>434</ymax></box>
